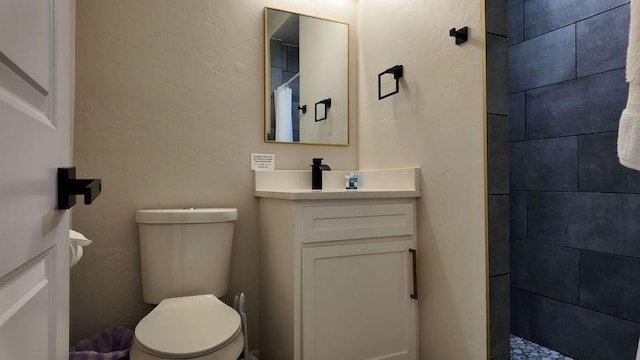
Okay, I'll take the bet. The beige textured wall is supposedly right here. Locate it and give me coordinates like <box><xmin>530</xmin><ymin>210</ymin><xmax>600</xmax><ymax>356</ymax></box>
<box><xmin>71</xmin><ymin>0</ymin><xmax>358</xmax><ymax>345</ymax></box>
<box><xmin>357</xmin><ymin>1</ymin><xmax>488</xmax><ymax>359</ymax></box>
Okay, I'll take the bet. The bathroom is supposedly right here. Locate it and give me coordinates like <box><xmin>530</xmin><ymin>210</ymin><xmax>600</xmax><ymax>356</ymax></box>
<box><xmin>71</xmin><ymin>0</ymin><xmax>487</xmax><ymax>358</ymax></box>
<box><xmin>0</xmin><ymin>0</ymin><xmax>638</xmax><ymax>359</ymax></box>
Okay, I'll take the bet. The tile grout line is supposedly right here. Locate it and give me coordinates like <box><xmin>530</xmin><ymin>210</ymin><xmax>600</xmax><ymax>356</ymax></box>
<box><xmin>527</xmin><ymin>290</ymin><xmax>532</xmax><ymax>340</ymax></box>
<box><xmin>576</xmin><ymin>135</ymin><xmax>581</xmax><ymax>192</ymax></box>
<box><xmin>524</xmin><ymin>190</ymin><xmax>528</xmax><ymax>242</ymax></box>
<box><xmin>511</xmin><ymin>285</ymin><xmax>640</xmax><ymax>326</ymax></box>
<box><xmin>487</xmin><ymin>31</ymin><xmax>508</xmax><ymax>39</ymax></box>
<box><xmin>578</xmin><ymin>250</ymin><xmax>582</xmax><ymax>307</ymax></box>
<box><xmin>510</xmin><ymin>188</ymin><xmax>640</xmax><ymax>196</ymax></box>
<box><xmin>506</xmin><ymin>65</ymin><xmax>626</xmax><ymax>95</ymax></box>
<box><xmin>574</xmin><ymin>23</ymin><xmax>578</xmax><ymax>79</ymax></box>
<box><xmin>521</xmin><ymin>0</ymin><xmax>525</xmax><ymax>44</ymax></box>
<box><xmin>519</xmin><ymin>2</ymin><xmax>630</xmax><ymax>43</ymax></box>
<box><xmin>511</xmin><ymin>238</ymin><xmax>640</xmax><ymax>267</ymax></box>
<box><xmin>509</xmin><ymin>130</ymin><xmax>618</xmax><ymax>143</ymax></box>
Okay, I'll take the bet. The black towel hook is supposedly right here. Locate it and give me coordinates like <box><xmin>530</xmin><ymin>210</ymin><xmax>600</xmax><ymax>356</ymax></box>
<box><xmin>57</xmin><ymin>167</ymin><xmax>102</xmax><ymax>209</ymax></box>
<box><xmin>449</xmin><ymin>27</ymin><xmax>469</xmax><ymax>45</ymax></box>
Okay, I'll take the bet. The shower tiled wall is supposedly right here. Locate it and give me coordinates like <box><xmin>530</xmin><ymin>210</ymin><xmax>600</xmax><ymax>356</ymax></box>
<box><xmin>508</xmin><ymin>1</ymin><xmax>640</xmax><ymax>358</ymax></box>
<box><xmin>487</xmin><ymin>1</ymin><xmax>510</xmax><ymax>359</ymax></box>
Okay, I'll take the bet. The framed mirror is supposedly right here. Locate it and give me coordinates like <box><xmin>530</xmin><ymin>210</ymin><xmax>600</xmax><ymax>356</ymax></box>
<box><xmin>264</xmin><ymin>8</ymin><xmax>349</xmax><ymax>145</ymax></box>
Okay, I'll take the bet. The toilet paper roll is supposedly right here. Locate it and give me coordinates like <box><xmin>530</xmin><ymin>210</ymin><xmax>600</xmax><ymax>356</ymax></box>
<box><xmin>70</xmin><ymin>230</ymin><xmax>92</xmax><ymax>246</ymax></box>
<box><xmin>69</xmin><ymin>229</ymin><xmax>92</xmax><ymax>268</ymax></box>
<box><xmin>69</xmin><ymin>241</ymin><xmax>83</xmax><ymax>268</ymax></box>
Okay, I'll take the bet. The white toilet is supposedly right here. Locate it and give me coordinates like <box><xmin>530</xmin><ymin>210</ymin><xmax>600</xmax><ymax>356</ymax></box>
<box><xmin>130</xmin><ymin>208</ymin><xmax>244</xmax><ymax>360</ymax></box>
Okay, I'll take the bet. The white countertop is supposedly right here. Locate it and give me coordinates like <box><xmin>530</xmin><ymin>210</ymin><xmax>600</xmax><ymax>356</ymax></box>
<box><xmin>254</xmin><ymin>167</ymin><xmax>422</xmax><ymax>200</ymax></box>
<box><xmin>254</xmin><ymin>189</ymin><xmax>422</xmax><ymax>200</ymax></box>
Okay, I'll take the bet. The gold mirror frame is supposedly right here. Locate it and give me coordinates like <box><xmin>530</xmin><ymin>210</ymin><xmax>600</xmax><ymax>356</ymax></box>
<box><xmin>263</xmin><ymin>7</ymin><xmax>350</xmax><ymax>146</ymax></box>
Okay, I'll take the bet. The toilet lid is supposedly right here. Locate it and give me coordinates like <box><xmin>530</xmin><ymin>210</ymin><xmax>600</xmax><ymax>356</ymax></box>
<box><xmin>135</xmin><ymin>294</ymin><xmax>241</xmax><ymax>358</ymax></box>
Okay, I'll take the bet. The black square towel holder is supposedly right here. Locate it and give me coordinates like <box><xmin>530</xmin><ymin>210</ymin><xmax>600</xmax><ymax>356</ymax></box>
<box><xmin>377</xmin><ymin>26</ymin><xmax>468</xmax><ymax>101</ymax></box>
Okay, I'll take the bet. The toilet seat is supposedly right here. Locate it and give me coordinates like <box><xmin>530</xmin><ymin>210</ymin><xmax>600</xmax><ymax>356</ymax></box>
<box><xmin>134</xmin><ymin>294</ymin><xmax>242</xmax><ymax>359</ymax></box>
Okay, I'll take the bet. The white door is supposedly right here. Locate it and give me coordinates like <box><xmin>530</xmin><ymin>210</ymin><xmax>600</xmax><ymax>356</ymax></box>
<box><xmin>302</xmin><ymin>241</ymin><xmax>418</xmax><ymax>360</ymax></box>
<box><xmin>0</xmin><ymin>1</ymin><xmax>72</xmax><ymax>359</ymax></box>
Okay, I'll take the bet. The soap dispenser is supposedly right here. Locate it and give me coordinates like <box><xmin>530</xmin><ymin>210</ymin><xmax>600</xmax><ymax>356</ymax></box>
<box><xmin>311</xmin><ymin>158</ymin><xmax>331</xmax><ymax>190</ymax></box>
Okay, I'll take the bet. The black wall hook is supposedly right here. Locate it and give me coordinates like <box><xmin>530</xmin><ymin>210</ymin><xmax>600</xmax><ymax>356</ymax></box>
<box><xmin>378</xmin><ymin>65</ymin><xmax>404</xmax><ymax>100</ymax></box>
<box><xmin>57</xmin><ymin>167</ymin><xmax>102</xmax><ymax>210</ymax></box>
<box><xmin>298</xmin><ymin>105</ymin><xmax>307</xmax><ymax>114</ymax></box>
<box><xmin>449</xmin><ymin>27</ymin><xmax>468</xmax><ymax>45</ymax></box>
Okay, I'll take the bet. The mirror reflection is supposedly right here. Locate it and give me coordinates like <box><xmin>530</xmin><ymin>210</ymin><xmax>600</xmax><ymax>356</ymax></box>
<box><xmin>264</xmin><ymin>8</ymin><xmax>349</xmax><ymax>145</ymax></box>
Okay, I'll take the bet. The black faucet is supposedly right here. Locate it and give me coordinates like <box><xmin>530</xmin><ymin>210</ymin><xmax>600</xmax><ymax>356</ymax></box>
<box><xmin>311</xmin><ymin>158</ymin><xmax>331</xmax><ymax>190</ymax></box>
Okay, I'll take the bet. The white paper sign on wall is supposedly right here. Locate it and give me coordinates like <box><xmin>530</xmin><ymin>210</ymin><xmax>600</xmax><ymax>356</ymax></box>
<box><xmin>251</xmin><ymin>153</ymin><xmax>275</xmax><ymax>171</ymax></box>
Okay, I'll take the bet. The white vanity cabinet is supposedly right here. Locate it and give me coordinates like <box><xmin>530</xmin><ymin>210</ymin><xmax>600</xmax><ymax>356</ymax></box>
<box><xmin>258</xmin><ymin>196</ymin><xmax>419</xmax><ymax>360</ymax></box>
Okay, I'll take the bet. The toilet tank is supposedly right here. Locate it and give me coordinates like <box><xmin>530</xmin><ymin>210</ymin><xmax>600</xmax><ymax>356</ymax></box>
<box><xmin>135</xmin><ymin>208</ymin><xmax>238</xmax><ymax>304</ymax></box>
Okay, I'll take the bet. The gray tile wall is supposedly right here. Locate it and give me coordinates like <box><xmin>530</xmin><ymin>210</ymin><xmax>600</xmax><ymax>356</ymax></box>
<box><xmin>487</xmin><ymin>1</ymin><xmax>510</xmax><ymax>358</ymax></box>
<box><xmin>508</xmin><ymin>1</ymin><xmax>640</xmax><ymax>358</ymax></box>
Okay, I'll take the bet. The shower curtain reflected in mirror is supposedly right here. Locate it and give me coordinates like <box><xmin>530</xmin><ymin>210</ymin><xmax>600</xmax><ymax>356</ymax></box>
<box><xmin>274</xmin><ymin>85</ymin><xmax>293</xmax><ymax>142</ymax></box>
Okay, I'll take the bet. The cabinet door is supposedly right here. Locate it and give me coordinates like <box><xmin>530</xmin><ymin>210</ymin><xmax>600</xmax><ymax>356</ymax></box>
<box><xmin>302</xmin><ymin>241</ymin><xmax>417</xmax><ymax>360</ymax></box>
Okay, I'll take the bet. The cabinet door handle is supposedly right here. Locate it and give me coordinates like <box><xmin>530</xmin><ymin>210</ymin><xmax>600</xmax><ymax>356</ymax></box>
<box><xmin>409</xmin><ymin>248</ymin><xmax>418</xmax><ymax>300</ymax></box>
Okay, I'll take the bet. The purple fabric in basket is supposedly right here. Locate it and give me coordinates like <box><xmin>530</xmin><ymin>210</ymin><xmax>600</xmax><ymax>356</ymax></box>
<box><xmin>69</xmin><ymin>326</ymin><xmax>134</xmax><ymax>360</ymax></box>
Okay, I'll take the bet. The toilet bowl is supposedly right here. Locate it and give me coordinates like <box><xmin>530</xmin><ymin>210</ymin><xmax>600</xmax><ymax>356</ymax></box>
<box><xmin>130</xmin><ymin>295</ymin><xmax>244</xmax><ymax>360</ymax></box>
<box><xmin>131</xmin><ymin>208</ymin><xmax>242</xmax><ymax>360</ymax></box>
